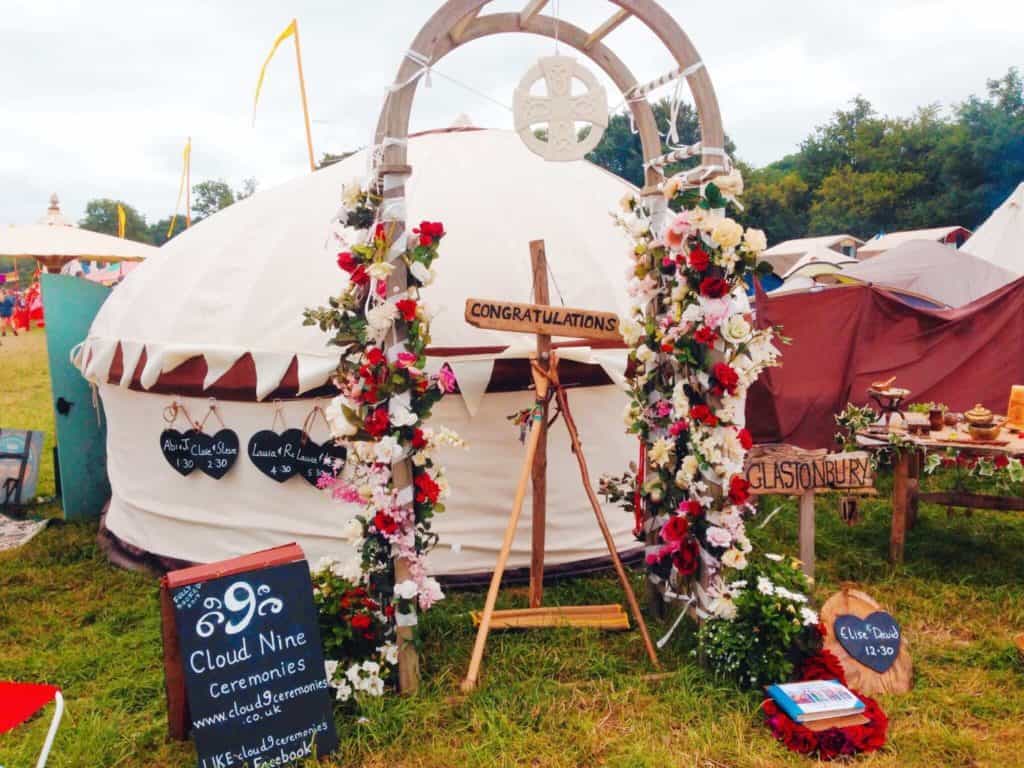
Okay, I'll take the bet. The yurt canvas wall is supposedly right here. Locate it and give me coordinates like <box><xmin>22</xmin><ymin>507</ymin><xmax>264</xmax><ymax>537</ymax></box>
<box><xmin>78</xmin><ymin>128</ymin><xmax>641</xmax><ymax>578</ymax></box>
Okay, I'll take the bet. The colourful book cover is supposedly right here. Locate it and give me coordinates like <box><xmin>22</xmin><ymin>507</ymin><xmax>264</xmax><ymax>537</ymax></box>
<box><xmin>766</xmin><ymin>679</ymin><xmax>865</xmax><ymax>723</ymax></box>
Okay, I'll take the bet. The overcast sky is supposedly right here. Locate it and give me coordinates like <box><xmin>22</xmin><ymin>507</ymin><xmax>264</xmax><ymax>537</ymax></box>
<box><xmin>2</xmin><ymin>0</ymin><xmax>1021</xmax><ymax>226</ymax></box>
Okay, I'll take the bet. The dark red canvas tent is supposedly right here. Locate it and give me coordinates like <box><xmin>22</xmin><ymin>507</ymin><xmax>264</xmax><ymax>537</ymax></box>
<box><xmin>747</xmin><ymin>278</ymin><xmax>1024</xmax><ymax>448</ymax></box>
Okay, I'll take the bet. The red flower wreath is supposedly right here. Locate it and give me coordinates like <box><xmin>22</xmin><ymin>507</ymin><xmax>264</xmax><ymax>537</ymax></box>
<box><xmin>762</xmin><ymin>651</ymin><xmax>889</xmax><ymax>760</ymax></box>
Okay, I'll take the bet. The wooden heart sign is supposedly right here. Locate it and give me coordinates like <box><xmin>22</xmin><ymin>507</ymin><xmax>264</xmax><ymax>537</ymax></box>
<box><xmin>834</xmin><ymin>612</ymin><xmax>902</xmax><ymax>674</ymax></box>
<box><xmin>192</xmin><ymin>429</ymin><xmax>240</xmax><ymax>479</ymax></box>
<box><xmin>295</xmin><ymin>439</ymin><xmax>347</xmax><ymax>488</ymax></box>
<box><xmin>821</xmin><ymin>586</ymin><xmax>912</xmax><ymax>695</ymax></box>
<box><xmin>248</xmin><ymin>429</ymin><xmax>305</xmax><ymax>483</ymax></box>
<box><xmin>160</xmin><ymin>429</ymin><xmax>202</xmax><ymax>476</ymax></box>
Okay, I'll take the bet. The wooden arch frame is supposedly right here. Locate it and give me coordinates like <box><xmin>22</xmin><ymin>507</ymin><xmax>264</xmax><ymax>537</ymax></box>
<box><xmin>372</xmin><ymin>1</ymin><xmax>728</xmax><ymax>694</ymax></box>
<box><xmin>374</xmin><ymin>0</ymin><xmax>726</xmax><ymax>193</ymax></box>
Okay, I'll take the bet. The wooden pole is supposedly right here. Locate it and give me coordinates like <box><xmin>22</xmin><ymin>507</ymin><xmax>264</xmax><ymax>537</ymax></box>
<box><xmin>890</xmin><ymin>452</ymin><xmax>910</xmax><ymax>563</ymax></box>
<box><xmin>462</xmin><ymin>363</ymin><xmax>550</xmax><ymax>692</ymax></box>
<box><xmin>291</xmin><ymin>19</ymin><xmax>317</xmax><ymax>173</ymax></box>
<box><xmin>529</xmin><ymin>240</ymin><xmax>550</xmax><ymax>609</ymax></box>
<box><xmin>798</xmin><ymin>490</ymin><xmax>815</xmax><ymax>582</ymax></box>
<box><xmin>554</xmin><ymin>383</ymin><xmax>660</xmax><ymax>668</ymax></box>
<box><xmin>185</xmin><ymin>137</ymin><xmax>191</xmax><ymax>229</ymax></box>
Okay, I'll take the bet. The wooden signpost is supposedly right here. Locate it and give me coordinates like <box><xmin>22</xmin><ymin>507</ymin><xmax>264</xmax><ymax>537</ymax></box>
<box><xmin>820</xmin><ymin>586</ymin><xmax>912</xmax><ymax>695</ymax></box>
<box><xmin>460</xmin><ymin>240</ymin><xmax>659</xmax><ymax>692</ymax></box>
<box><xmin>744</xmin><ymin>446</ymin><xmax>875</xmax><ymax>580</ymax></box>
<box><xmin>160</xmin><ymin>543</ymin><xmax>339</xmax><ymax>766</ymax></box>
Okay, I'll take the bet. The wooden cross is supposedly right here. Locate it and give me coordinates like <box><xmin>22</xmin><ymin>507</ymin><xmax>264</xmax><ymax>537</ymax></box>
<box><xmin>460</xmin><ymin>239</ymin><xmax>659</xmax><ymax>692</ymax></box>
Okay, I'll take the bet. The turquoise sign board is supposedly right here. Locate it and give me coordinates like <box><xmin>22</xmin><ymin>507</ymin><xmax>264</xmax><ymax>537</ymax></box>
<box><xmin>41</xmin><ymin>274</ymin><xmax>112</xmax><ymax>520</ymax></box>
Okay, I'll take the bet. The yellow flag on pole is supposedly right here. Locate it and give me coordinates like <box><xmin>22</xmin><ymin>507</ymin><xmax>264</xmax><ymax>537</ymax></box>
<box><xmin>116</xmin><ymin>204</ymin><xmax>127</xmax><ymax>239</ymax></box>
<box><xmin>167</xmin><ymin>137</ymin><xmax>192</xmax><ymax>239</ymax></box>
<box><xmin>253</xmin><ymin>19</ymin><xmax>297</xmax><ymax>125</ymax></box>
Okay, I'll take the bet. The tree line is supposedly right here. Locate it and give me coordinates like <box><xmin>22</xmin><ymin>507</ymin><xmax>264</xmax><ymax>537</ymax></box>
<box><xmin>79</xmin><ymin>178</ymin><xmax>257</xmax><ymax>246</ymax></box>
<box><xmin>588</xmin><ymin>67</ymin><xmax>1023</xmax><ymax>245</ymax></box>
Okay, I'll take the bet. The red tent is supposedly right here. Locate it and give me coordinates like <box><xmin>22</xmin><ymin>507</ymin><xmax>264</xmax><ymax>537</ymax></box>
<box><xmin>747</xmin><ymin>279</ymin><xmax>1024</xmax><ymax>448</ymax></box>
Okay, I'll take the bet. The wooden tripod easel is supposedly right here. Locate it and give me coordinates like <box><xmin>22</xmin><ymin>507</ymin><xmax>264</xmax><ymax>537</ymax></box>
<box><xmin>460</xmin><ymin>240</ymin><xmax>660</xmax><ymax>692</ymax></box>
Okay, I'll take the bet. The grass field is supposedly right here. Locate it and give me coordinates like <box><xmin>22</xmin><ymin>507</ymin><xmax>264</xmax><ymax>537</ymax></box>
<box><xmin>1</xmin><ymin>331</ymin><xmax>1023</xmax><ymax>767</ymax></box>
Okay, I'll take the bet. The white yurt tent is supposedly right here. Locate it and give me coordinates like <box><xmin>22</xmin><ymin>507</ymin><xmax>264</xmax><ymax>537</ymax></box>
<box><xmin>964</xmin><ymin>182</ymin><xmax>1024</xmax><ymax>274</ymax></box>
<box><xmin>77</xmin><ymin>127</ymin><xmax>640</xmax><ymax>579</ymax></box>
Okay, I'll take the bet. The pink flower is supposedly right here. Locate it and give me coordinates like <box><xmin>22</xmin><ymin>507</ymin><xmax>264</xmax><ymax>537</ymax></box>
<box><xmin>664</xmin><ymin>213</ymin><xmax>692</xmax><ymax>252</ymax></box>
<box><xmin>437</xmin><ymin>364</ymin><xmax>458</xmax><ymax>393</ymax></box>
<box><xmin>656</xmin><ymin>401</ymin><xmax>673</xmax><ymax>418</ymax></box>
<box><xmin>668</xmin><ymin>420</ymin><xmax>689</xmax><ymax>437</ymax></box>
<box><xmin>700</xmin><ymin>297</ymin><xmax>731</xmax><ymax>329</ymax></box>
<box><xmin>396</xmin><ymin>352</ymin><xmax>421</xmax><ymax>374</ymax></box>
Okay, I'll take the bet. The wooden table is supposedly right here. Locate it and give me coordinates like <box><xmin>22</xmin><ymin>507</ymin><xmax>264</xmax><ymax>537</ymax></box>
<box><xmin>859</xmin><ymin>423</ymin><xmax>1024</xmax><ymax>563</ymax></box>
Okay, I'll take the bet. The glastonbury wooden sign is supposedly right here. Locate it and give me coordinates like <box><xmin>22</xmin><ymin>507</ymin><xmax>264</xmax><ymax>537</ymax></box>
<box><xmin>464</xmin><ymin>298</ymin><xmax>621</xmax><ymax>342</ymax></box>
<box><xmin>745</xmin><ymin>446</ymin><xmax>875</xmax><ymax>496</ymax></box>
<box><xmin>743</xmin><ymin>446</ymin><xmax>876</xmax><ymax>581</ymax></box>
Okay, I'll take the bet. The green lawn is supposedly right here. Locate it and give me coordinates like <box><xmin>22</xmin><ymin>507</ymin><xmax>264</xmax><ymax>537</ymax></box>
<box><xmin>1</xmin><ymin>332</ymin><xmax>1023</xmax><ymax>767</ymax></box>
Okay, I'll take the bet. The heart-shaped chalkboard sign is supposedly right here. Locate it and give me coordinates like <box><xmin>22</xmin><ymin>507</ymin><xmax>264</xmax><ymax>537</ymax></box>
<box><xmin>160</xmin><ymin>429</ymin><xmax>202</xmax><ymax>476</ymax></box>
<box><xmin>296</xmin><ymin>440</ymin><xmax>347</xmax><ymax>488</ymax></box>
<box><xmin>248</xmin><ymin>429</ymin><xmax>306</xmax><ymax>483</ymax></box>
<box><xmin>834</xmin><ymin>611</ymin><xmax>902</xmax><ymax>674</ymax></box>
<box><xmin>191</xmin><ymin>429</ymin><xmax>240</xmax><ymax>479</ymax></box>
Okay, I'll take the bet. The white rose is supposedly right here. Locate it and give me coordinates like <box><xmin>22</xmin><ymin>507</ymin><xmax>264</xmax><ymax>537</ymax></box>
<box><xmin>708</xmin><ymin>594</ymin><xmax>737</xmax><ymax>620</ymax></box>
<box><xmin>409</xmin><ymin>261</ymin><xmax>434</xmax><ymax>285</ymax></box>
<box><xmin>332</xmin><ymin>557</ymin><xmax>363</xmax><ymax>582</ymax></box>
<box><xmin>743</xmin><ymin>228</ymin><xmax>768</xmax><ymax>254</ymax></box>
<box><xmin>389</xmin><ymin>399</ymin><xmax>419</xmax><ymax>428</ymax></box>
<box><xmin>620</xmin><ymin>317</ymin><xmax>644</xmax><ymax>346</ymax></box>
<box><xmin>366</xmin><ymin>302</ymin><xmax>398</xmax><ymax>337</ymax></box>
<box><xmin>624</xmin><ymin>213</ymin><xmax>649</xmax><ymax>238</ymax></box>
<box><xmin>705</xmin><ymin>525</ymin><xmax>733</xmax><ymax>549</ymax></box>
<box><xmin>721</xmin><ymin>315</ymin><xmax>752</xmax><ymax>345</ymax></box>
<box><xmin>635</xmin><ymin>344</ymin><xmax>656</xmax><ymax>365</ymax></box>
<box><xmin>342</xmin><ymin>178</ymin><xmax>364</xmax><ymax>207</ymax></box>
<box><xmin>393</xmin><ymin>579</ymin><xmax>419</xmax><ymax>600</ymax></box>
<box><xmin>325</xmin><ymin>396</ymin><xmax>358</xmax><ymax>438</ymax></box>
<box><xmin>713</xmin><ymin>168</ymin><xmax>744</xmax><ymax>199</ymax></box>
<box><xmin>341</xmin><ymin>518</ymin><xmax>363</xmax><ymax>544</ymax></box>
<box><xmin>711</xmin><ymin>218</ymin><xmax>743</xmax><ymax>250</ymax></box>
<box><xmin>680</xmin><ymin>303</ymin><xmax>704</xmax><ymax>324</ymax></box>
<box><xmin>721</xmin><ymin>548</ymin><xmax>748</xmax><ymax>570</ymax></box>
<box><xmin>374</xmin><ymin>435</ymin><xmax>404</xmax><ymax>463</ymax></box>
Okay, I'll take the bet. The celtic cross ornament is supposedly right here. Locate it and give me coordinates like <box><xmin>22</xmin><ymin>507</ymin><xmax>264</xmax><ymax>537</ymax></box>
<box><xmin>514</xmin><ymin>55</ymin><xmax>609</xmax><ymax>162</ymax></box>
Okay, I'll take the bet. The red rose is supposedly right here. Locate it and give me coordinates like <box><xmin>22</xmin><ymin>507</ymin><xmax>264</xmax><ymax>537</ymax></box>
<box><xmin>413</xmin><ymin>221</ymin><xmax>445</xmax><ymax>246</ymax></box>
<box><xmin>364</xmin><ymin>407</ymin><xmax>390</xmax><ymax>438</ymax></box>
<box><xmin>351</xmin><ymin>613</ymin><xmax>372</xmax><ymax>631</ymax></box>
<box><xmin>797</xmin><ymin>650</ymin><xmax>847</xmax><ymax>685</ymax></box>
<box><xmin>689</xmin><ymin>404</ymin><xmax>718</xmax><ymax>427</ymax></box>
<box><xmin>660</xmin><ymin>515</ymin><xmax>689</xmax><ymax>543</ymax></box>
<box><xmin>337</xmin><ymin>252</ymin><xmax>357</xmax><ymax>272</ymax></box>
<box><xmin>374</xmin><ymin>222</ymin><xmax>389</xmax><ymax>243</ymax></box>
<box><xmin>672</xmin><ymin>538</ymin><xmax>700</xmax><ymax>576</ymax></box>
<box><xmin>373</xmin><ymin>511</ymin><xmax>398</xmax><ymax>536</ymax></box>
<box><xmin>411</xmin><ymin>428</ymin><xmax>428</xmax><ymax>449</ymax></box>
<box><xmin>737</xmin><ymin>428</ymin><xmax>753</xmax><ymax>450</ymax></box>
<box><xmin>786</xmin><ymin>724</ymin><xmax>819</xmax><ymax>755</ymax></box>
<box><xmin>688</xmin><ymin>248</ymin><xmax>710</xmax><ymax>272</ymax></box>
<box><xmin>415</xmin><ymin>473</ymin><xmax>440</xmax><ymax>504</ymax></box>
<box><xmin>728</xmin><ymin>475</ymin><xmax>750</xmax><ymax>505</ymax></box>
<box><xmin>694</xmin><ymin>326</ymin><xmax>716</xmax><ymax>346</ymax></box>
<box><xmin>679</xmin><ymin>499</ymin><xmax>703</xmax><ymax>518</ymax></box>
<box><xmin>699</xmin><ymin>276</ymin><xmax>729</xmax><ymax>298</ymax></box>
<box><xmin>712</xmin><ymin>362</ymin><xmax>739</xmax><ymax>395</ymax></box>
<box><xmin>365</xmin><ymin>347</ymin><xmax>385</xmax><ymax>367</ymax></box>
<box><xmin>349</xmin><ymin>265</ymin><xmax>369</xmax><ymax>286</ymax></box>
<box><xmin>995</xmin><ymin>454</ymin><xmax>1010</xmax><ymax>469</ymax></box>
<box><xmin>817</xmin><ymin>728</ymin><xmax>854</xmax><ymax>760</ymax></box>
<box><xmin>395</xmin><ymin>299</ymin><xmax>418</xmax><ymax>322</ymax></box>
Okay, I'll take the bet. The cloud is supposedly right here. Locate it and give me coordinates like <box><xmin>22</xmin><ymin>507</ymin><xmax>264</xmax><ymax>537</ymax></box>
<box><xmin>1</xmin><ymin>0</ymin><xmax>1020</xmax><ymax>225</ymax></box>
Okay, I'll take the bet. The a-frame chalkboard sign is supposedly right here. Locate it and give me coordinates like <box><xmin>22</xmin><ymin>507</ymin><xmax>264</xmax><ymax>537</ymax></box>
<box><xmin>160</xmin><ymin>543</ymin><xmax>338</xmax><ymax>767</ymax></box>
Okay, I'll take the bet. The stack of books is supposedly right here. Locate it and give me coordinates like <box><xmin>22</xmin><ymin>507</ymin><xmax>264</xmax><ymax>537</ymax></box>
<box><xmin>766</xmin><ymin>680</ymin><xmax>868</xmax><ymax>731</ymax></box>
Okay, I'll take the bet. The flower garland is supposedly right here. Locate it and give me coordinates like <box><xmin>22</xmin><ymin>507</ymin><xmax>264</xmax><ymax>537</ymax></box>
<box><xmin>304</xmin><ymin>178</ymin><xmax>462</xmax><ymax>692</ymax></box>
<box><xmin>611</xmin><ymin>170</ymin><xmax>781</xmax><ymax>614</ymax></box>
<box><xmin>763</xmin><ymin>639</ymin><xmax>889</xmax><ymax>760</ymax></box>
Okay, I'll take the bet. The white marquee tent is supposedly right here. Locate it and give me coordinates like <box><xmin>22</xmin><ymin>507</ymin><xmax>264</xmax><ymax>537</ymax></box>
<box><xmin>77</xmin><ymin>128</ymin><xmax>643</xmax><ymax>578</ymax></box>
<box><xmin>964</xmin><ymin>182</ymin><xmax>1024</xmax><ymax>275</ymax></box>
